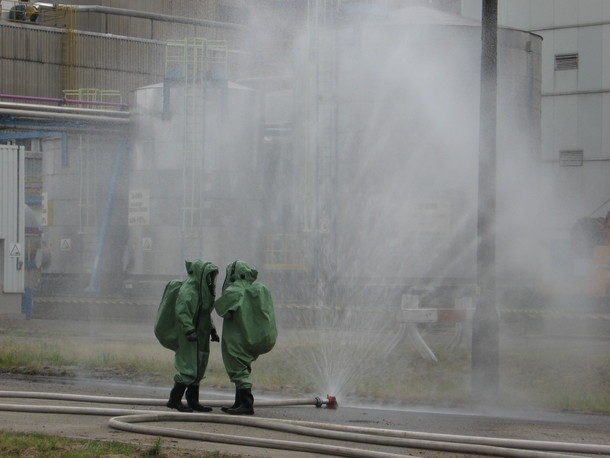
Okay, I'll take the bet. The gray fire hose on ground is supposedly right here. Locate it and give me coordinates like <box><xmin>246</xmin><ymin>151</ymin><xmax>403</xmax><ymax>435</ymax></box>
<box><xmin>0</xmin><ymin>391</ymin><xmax>608</xmax><ymax>458</ymax></box>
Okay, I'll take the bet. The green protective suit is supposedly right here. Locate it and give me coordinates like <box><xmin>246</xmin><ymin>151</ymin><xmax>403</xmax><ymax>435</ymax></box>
<box><xmin>154</xmin><ymin>260</ymin><xmax>218</xmax><ymax>386</ymax></box>
<box><xmin>214</xmin><ymin>261</ymin><xmax>277</xmax><ymax>389</ymax></box>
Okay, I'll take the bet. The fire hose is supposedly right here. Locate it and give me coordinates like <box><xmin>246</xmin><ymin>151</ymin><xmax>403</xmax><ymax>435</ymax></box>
<box><xmin>0</xmin><ymin>391</ymin><xmax>608</xmax><ymax>458</ymax></box>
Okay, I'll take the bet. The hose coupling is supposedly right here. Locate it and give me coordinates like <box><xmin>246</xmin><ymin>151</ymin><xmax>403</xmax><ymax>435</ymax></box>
<box><xmin>315</xmin><ymin>395</ymin><xmax>338</xmax><ymax>409</ymax></box>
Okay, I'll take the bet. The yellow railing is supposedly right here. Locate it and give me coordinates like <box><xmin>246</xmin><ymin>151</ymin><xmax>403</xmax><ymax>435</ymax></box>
<box><xmin>165</xmin><ymin>37</ymin><xmax>228</xmax><ymax>82</ymax></box>
<box><xmin>63</xmin><ymin>89</ymin><xmax>123</xmax><ymax>108</ymax></box>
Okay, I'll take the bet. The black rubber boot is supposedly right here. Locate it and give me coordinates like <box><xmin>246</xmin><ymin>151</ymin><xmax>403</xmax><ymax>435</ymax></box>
<box><xmin>226</xmin><ymin>388</ymin><xmax>254</xmax><ymax>415</ymax></box>
<box><xmin>185</xmin><ymin>384</ymin><xmax>212</xmax><ymax>412</ymax></box>
<box><xmin>166</xmin><ymin>382</ymin><xmax>193</xmax><ymax>412</ymax></box>
<box><xmin>221</xmin><ymin>387</ymin><xmax>240</xmax><ymax>413</ymax></box>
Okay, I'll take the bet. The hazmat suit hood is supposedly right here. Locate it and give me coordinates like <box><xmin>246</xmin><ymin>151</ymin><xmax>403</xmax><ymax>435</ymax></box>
<box><xmin>221</xmin><ymin>260</ymin><xmax>258</xmax><ymax>293</ymax></box>
<box><xmin>186</xmin><ymin>259</ymin><xmax>218</xmax><ymax>298</ymax></box>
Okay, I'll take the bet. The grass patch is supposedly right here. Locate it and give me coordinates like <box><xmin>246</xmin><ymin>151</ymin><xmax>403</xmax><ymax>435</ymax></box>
<box><xmin>0</xmin><ymin>431</ymin><xmax>143</xmax><ymax>457</ymax></box>
<box><xmin>501</xmin><ymin>346</ymin><xmax>610</xmax><ymax>414</ymax></box>
<box><xmin>0</xmin><ymin>320</ymin><xmax>609</xmax><ymax>414</ymax></box>
<box><xmin>0</xmin><ymin>432</ymin><xmax>241</xmax><ymax>457</ymax></box>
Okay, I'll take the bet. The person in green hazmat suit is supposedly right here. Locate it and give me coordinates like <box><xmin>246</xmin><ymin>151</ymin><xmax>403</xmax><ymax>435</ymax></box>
<box><xmin>154</xmin><ymin>260</ymin><xmax>219</xmax><ymax>412</ymax></box>
<box><xmin>214</xmin><ymin>260</ymin><xmax>277</xmax><ymax>415</ymax></box>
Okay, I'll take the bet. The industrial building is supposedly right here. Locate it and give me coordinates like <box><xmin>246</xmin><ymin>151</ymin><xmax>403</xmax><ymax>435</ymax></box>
<box><xmin>463</xmin><ymin>0</ymin><xmax>610</xmax><ymax>301</ymax></box>
<box><xmin>0</xmin><ymin>0</ymin><xmax>545</xmax><ymax>319</ymax></box>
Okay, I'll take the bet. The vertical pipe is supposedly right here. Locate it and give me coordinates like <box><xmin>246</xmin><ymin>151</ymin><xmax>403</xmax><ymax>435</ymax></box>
<box><xmin>86</xmin><ymin>136</ymin><xmax>127</xmax><ymax>293</ymax></box>
<box><xmin>61</xmin><ymin>132</ymin><xmax>68</xmax><ymax>166</ymax></box>
<box><xmin>162</xmin><ymin>79</ymin><xmax>170</xmax><ymax>119</ymax></box>
<box><xmin>16</xmin><ymin>146</ymin><xmax>22</xmax><ymax>272</ymax></box>
<box><xmin>16</xmin><ymin>146</ymin><xmax>20</xmax><ymax>245</ymax></box>
<box><xmin>472</xmin><ymin>0</ymin><xmax>499</xmax><ymax>400</ymax></box>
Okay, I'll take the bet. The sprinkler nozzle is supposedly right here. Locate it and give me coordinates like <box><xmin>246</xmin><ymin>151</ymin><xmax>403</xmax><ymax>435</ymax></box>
<box><xmin>314</xmin><ymin>395</ymin><xmax>338</xmax><ymax>408</ymax></box>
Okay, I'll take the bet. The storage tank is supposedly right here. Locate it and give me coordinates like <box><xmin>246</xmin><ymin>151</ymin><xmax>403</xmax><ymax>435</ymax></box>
<box><xmin>37</xmin><ymin>133</ymin><xmax>128</xmax><ymax>294</ymax></box>
<box><xmin>282</xmin><ymin>5</ymin><xmax>542</xmax><ymax>306</ymax></box>
<box><xmin>124</xmin><ymin>77</ymin><xmax>259</xmax><ymax>295</ymax></box>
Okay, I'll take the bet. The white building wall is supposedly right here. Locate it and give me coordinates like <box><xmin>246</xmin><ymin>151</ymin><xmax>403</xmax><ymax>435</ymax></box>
<box><xmin>0</xmin><ymin>144</ymin><xmax>25</xmax><ymax>297</ymax></box>
<box><xmin>462</xmin><ymin>0</ymin><xmax>610</xmax><ymax>230</ymax></box>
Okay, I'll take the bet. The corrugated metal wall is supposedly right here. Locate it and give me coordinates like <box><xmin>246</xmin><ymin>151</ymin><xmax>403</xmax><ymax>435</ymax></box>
<box><xmin>0</xmin><ymin>22</ymin><xmax>167</xmax><ymax>99</ymax></box>
<box><xmin>0</xmin><ymin>1</ymin><xmax>297</xmax><ymax>99</ymax></box>
<box><xmin>0</xmin><ymin>18</ymin><xmax>251</xmax><ymax>99</ymax></box>
<box><xmin>63</xmin><ymin>0</ymin><xmax>246</xmax><ymax>38</ymax></box>
<box><xmin>73</xmin><ymin>33</ymin><xmax>166</xmax><ymax>94</ymax></box>
<box><xmin>0</xmin><ymin>144</ymin><xmax>25</xmax><ymax>294</ymax></box>
<box><xmin>0</xmin><ymin>24</ymin><xmax>62</xmax><ymax>96</ymax></box>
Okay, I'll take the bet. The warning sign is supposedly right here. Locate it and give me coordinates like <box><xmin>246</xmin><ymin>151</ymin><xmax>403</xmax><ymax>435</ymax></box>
<box><xmin>60</xmin><ymin>238</ymin><xmax>72</xmax><ymax>251</ymax></box>
<box><xmin>9</xmin><ymin>243</ymin><xmax>21</xmax><ymax>258</ymax></box>
<box><xmin>142</xmin><ymin>237</ymin><xmax>152</xmax><ymax>251</ymax></box>
<box><xmin>128</xmin><ymin>189</ymin><xmax>150</xmax><ymax>226</ymax></box>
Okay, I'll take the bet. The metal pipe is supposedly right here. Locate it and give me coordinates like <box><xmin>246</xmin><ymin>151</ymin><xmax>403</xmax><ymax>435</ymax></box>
<box><xmin>0</xmin><ymin>119</ymin><xmax>125</xmax><ymax>134</ymax></box>
<box><xmin>0</xmin><ymin>131</ymin><xmax>65</xmax><ymax>140</ymax></box>
<box><xmin>235</xmin><ymin>75</ymin><xmax>293</xmax><ymax>87</ymax></box>
<box><xmin>0</xmin><ymin>101</ymin><xmax>130</xmax><ymax>117</ymax></box>
<box><xmin>72</xmin><ymin>5</ymin><xmax>249</xmax><ymax>32</ymax></box>
<box><xmin>472</xmin><ymin>0</ymin><xmax>499</xmax><ymax>400</ymax></box>
<box><xmin>86</xmin><ymin>137</ymin><xmax>128</xmax><ymax>293</ymax></box>
<box><xmin>0</xmin><ymin>93</ymin><xmax>128</xmax><ymax>110</ymax></box>
<box><xmin>0</xmin><ymin>108</ymin><xmax>130</xmax><ymax>124</ymax></box>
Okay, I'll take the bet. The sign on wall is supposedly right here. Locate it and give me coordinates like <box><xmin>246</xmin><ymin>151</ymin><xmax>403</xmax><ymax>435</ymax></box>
<box><xmin>128</xmin><ymin>189</ymin><xmax>150</xmax><ymax>226</ymax></box>
<box><xmin>8</xmin><ymin>243</ymin><xmax>21</xmax><ymax>258</ymax></box>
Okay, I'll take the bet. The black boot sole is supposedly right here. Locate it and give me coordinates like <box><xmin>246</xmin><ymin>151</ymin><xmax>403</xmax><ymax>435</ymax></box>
<box><xmin>166</xmin><ymin>402</ymin><xmax>193</xmax><ymax>413</ymax></box>
<box><xmin>225</xmin><ymin>408</ymin><xmax>254</xmax><ymax>415</ymax></box>
<box><xmin>189</xmin><ymin>405</ymin><xmax>213</xmax><ymax>412</ymax></box>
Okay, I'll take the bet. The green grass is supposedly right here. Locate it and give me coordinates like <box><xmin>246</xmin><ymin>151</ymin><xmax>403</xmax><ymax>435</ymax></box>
<box><xmin>0</xmin><ymin>320</ymin><xmax>609</xmax><ymax>414</ymax></box>
<box><xmin>0</xmin><ymin>432</ymin><xmax>241</xmax><ymax>457</ymax></box>
<box><xmin>0</xmin><ymin>431</ymin><xmax>145</xmax><ymax>457</ymax></box>
<box><xmin>500</xmin><ymin>347</ymin><xmax>610</xmax><ymax>413</ymax></box>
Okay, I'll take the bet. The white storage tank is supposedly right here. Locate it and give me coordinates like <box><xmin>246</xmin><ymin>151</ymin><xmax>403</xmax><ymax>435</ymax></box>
<box><xmin>124</xmin><ymin>78</ymin><xmax>260</xmax><ymax>294</ymax></box>
<box><xmin>37</xmin><ymin>134</ymin><xmax>128</xmax><ymax>294</ymax></box>
<box><xmin>287</xmin><ymin>5</ymin><xmax>542</xmax><ymax>303</ymax></box>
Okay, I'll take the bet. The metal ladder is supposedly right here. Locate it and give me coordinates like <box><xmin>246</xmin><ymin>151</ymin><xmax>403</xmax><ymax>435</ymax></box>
<box><xmin>165</xmin><ymin>38</ymin><xmax>228</xmax><ymax>260</ymax></box>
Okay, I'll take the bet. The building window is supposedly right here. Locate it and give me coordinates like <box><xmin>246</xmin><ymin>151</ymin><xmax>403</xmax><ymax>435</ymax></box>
<box><xmin>555</xmin><ymin>53</ymin><xmax>578</xmax><ymax>71</ymax></box>
<box><xmin>559</xmin><ymin>150</ymin><xmax>583</xmax><ymax>166</ymax></box>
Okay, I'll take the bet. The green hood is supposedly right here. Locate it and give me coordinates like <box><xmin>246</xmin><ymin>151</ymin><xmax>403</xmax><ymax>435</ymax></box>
<box><xmin>186</xmin><ymin>259</ymin><xmax>218</xmax><ymax>299</ymax></box>
<box><xmin>221</xmin><ymin>260</ymin><xmax>258</xmax><ymax>293</ymax></box>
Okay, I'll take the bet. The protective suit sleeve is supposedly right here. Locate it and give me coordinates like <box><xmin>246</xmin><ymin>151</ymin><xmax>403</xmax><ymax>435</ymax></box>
<box><xmin>175</xmin><ymin>286</ymin><xmax>199</xmax><ymax>333</ymax></box>
<box><xmin>214</xmin><ymin>289</ymin><xmax>243</xmax><ymax>318</ymax></box>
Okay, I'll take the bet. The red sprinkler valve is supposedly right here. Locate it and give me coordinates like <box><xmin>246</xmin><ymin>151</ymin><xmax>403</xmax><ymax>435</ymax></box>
<box><xmin>315</xmin><ymin>395</ymin><xmax>338</xmax><ymax>409</ymax></box>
